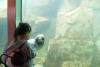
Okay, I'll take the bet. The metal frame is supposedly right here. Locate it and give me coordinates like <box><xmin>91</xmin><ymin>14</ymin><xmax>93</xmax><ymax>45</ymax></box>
<box><xmin>8</xmin><ymin>0</ymin><xmax>16</xmax><ymax>43</ymax></box>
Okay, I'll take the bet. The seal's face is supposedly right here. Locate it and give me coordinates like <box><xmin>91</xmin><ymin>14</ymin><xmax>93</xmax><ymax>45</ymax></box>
<box><xmin>35</xmin><ymin>37</ymin><xmax>44</xmax><ymax>51</ymax></box>
<box><xmin>36</xmin><ymin>37</ymin><xmax>44</xmax><ymax>45</ymax></box>
<box><xmin>35</xmin><ymin>34</ymin><xmax>45</xmax><ymax>50</ymax></box>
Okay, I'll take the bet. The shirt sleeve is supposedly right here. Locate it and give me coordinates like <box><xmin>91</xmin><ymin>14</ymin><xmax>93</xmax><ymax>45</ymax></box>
<box><xmin>28</xmin><ymin>39</ymin><xmax>37</xmax><ymax>58</ymax></box>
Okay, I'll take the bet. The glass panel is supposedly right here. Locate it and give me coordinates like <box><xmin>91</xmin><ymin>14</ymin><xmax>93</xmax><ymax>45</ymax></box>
<box><xmin>22</xmin><ymin>0</ymin><xmax>100</xmax><ymax>67</ymax></box>
<box><xmin>0</xmin><ymin>0</ymin><xmax>8</xmax><ymax>54</ymax></box>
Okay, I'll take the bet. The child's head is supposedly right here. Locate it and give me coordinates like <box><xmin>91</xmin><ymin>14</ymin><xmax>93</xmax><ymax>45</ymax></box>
<box><xmin>14</xmin><ymin>23</ymin><xmax>31</xmax><ymax>41</ymax></box>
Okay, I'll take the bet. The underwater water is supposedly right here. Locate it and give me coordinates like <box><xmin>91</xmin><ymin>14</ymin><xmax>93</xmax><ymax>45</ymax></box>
<box><xmin>0</xmin><ymin>0</ymin><xmax>100</xmax><ymax>67</ymax></box>
<box><xmin>22</xmin><ymin>0</ymin><xmax>100</xmax><ymax>67</ymax></box>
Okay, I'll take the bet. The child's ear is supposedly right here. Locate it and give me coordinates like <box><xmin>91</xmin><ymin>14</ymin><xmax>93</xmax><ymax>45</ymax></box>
<box><xmin>21</xmin><ymin>34</ymin><xmax>27</xmax><ymax>39</ymax></box>
<box><xmin>23</xmin><ymin>34</ymin><xmax>26</xmax><ymax>37</ymax></box>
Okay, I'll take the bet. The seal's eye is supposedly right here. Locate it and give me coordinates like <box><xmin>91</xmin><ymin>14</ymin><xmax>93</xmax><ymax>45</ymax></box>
<box><xmin>41</xmin><ymin>38</ymin><xmax>44</xmax><ymax>40</ymax></box>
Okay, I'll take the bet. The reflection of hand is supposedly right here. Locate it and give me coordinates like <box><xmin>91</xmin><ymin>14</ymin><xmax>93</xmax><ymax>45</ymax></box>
<box><xmin>34</xmin><ymin>44</ymin><xmax>38</xmax><ymax>48</ymax></box>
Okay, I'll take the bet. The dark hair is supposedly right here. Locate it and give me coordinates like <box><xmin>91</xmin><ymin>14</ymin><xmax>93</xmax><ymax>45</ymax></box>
<box><xmin>14</xmin><ymin>23</ymin><xmax>31</xmax><ymax>41</ymax></box>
